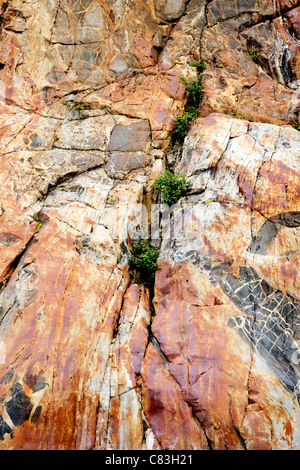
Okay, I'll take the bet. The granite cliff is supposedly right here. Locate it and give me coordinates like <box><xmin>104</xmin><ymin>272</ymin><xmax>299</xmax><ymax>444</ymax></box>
<box><xmin>0</xmin><ymin>0</ymin><xmax>299</xmax><ymax>450</ymax></box>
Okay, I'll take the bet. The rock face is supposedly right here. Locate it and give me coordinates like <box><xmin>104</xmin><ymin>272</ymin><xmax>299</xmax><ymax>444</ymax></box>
<box><xmin>0</xmin><ymin>0</ymin><xmax>299</xmax><ymax>450</ymax></box>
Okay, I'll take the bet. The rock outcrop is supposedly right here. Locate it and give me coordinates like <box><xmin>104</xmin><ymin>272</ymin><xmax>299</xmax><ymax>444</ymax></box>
<box><xmin>0</xmin><ymin>0</ymin><xmax>299</xmax><ymax>450</ymax></box>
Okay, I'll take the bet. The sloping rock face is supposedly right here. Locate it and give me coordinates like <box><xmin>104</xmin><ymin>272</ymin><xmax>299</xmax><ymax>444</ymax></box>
<box><xmin>0</xmin><ymin>0</ymin><xmax>299</xmax><ymax>450</ymax></box>
<box><xmin>151</xmin><ymin>114</ymin><xmax>300</xmax><ymax>450</ymax></box>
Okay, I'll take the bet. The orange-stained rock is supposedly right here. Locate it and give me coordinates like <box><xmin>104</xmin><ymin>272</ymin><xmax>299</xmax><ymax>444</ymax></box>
<box><xmin>199</xmin><ymin>1</ymin><xmax>300</xmax><ymax>124</ymax></box>
<box><xmin>146</xmin><ymin>257</ymin><xmax>300</xmax><ymax>449</ymax></box>
<box><xmin>0</xmin><ymin>179</ymin><xmax>148</xmax><ymax>449</ymax></box>
<box><xmin>103</xmin><ymin>284</ymin><xmax>153</xmax><ymax>450</ymax></box>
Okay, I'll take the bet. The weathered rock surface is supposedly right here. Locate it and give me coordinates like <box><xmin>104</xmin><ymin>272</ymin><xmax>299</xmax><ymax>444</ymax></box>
<box><xmin>0</xmin><ymin>0</ymin><xmax>299</xmax><ymax>450</ymax></box>
<box><xmin>151</xmin><ymin>114</ymin><xmax>300</xmax><ymax>450</ymax></box>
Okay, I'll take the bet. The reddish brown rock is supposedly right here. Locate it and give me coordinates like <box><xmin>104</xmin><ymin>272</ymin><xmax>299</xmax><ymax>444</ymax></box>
<box><xmin>142</xmin><ymin>341</ymin><xmax>210</xmax><ymax>450</ymax></box>
<box><xmin>200</xmin><ymin>0</ymin><xmax>300</xmax><ymax>124</ymax></box>
<box><xmin>286</xmin><ymin>6</ymin><xmax>300</xmax><ymax>38</ymax></box>
<box><xmin>149</xmin><ymin>114</ymin><xmax>300</xmax><ymax>450</ymax></box>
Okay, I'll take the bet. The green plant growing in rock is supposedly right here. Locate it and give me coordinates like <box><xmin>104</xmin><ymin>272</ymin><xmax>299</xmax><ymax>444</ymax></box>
<box><xmin>33</xmin><ymin>222</ymin><xmax>43</xmax><ymax>235</ymax></box>
<box><xmin>248</xmin><ymin>46</ymin><xmax>258</xmax><ymax>63</ymax></box>
<box><xmin>173</xmin><ymin>60</ymin><xmax>205</xmax><ymax>141</ymax></box>
<box><xmin>189</xmin><ymin>59</ymin><xmax>205</xmax><ymax>73</ymax></box>
<box><xmin>229</xmin><ymin>112</ymin><xmax>254</xmax><ymax>122</ymax></box>
<box><xmin>61</xmin><ymin>99</ymin><xmax>83</xmax><ymax>111</ymax></box>
<box><xmin>172</xmin><ymin>109</ymin><xmax>198</xmax><ymax>141</ymax></box>
<box><xmin>154</xmin><ymin>169</ymin><xmax>190</xmax><ymax>206</ymax></box>
<box><xmin>292</xmin><ymin>122</ymin><xmax>300</xmax><ymax>131</ymax></box>
<box><xmin>129</xmin><ymin>241</ymin><xmax>160</xmax><ymax>287</ymax></box>
<box><xmin>31</xmin><ymin>211</ymin><xmax>44</xmax><ymax>234</ymax></box>
<box><xmin>230</xmin><ymin>111</ymin><xmax>246</xmax><ymax>120</ymax></box>
<box><xmin>180</xmin><ymin>75</ymin><xmax>204</xmax><ymax>110</ymax></box>
<box><xmin>32</xmin><ymin>212</ymin><xmax>42</xmax><ymax>223</ymax></box>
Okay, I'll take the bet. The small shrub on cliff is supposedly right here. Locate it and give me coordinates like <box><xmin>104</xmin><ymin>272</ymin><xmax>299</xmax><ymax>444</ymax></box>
<box><xmin>230</xmin><ymin>112</ymin><xmax>245</xmax><ymax>120</ymax></box>
<box><xmin>229</xmin><ymin>112</ymin><xmax>254</xmax><ymax>122</ymax></box>
<box><xmin>179</xmin><ymin>75</ymin><xmax>204</xmax><ymax>110</ymax></box>
<box><xmin>173</xmin><ymin>60</ymin><xmax>205</xmax><ymax>142</ymax></box>
<box><xmin>129</xmin><ymin>241</ymin><xmax>160</xmax><ymax>287</ymax></box>
<box><xmin>292</xmin><ymin>122</ymin><xmax>300</xmax><ymax>131</ymax></box>
<box><xmin>154</xmin><ymin>169</ymin><xmax>190</xmax><ymax>206</ymax></box>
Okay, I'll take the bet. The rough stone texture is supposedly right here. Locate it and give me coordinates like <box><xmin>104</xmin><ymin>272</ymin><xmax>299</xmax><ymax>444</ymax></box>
<box><xmin>0</xmin><ymin>0</ymin><xmax>299</xmax><ymax>451</ymax></box>
<box><xmin>153</xmin><ymin>114</ymin><xmax>300</xmax><ymax>450</ymax></box>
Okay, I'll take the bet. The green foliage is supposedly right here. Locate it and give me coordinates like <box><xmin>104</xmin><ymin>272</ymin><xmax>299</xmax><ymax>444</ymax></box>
<box><xmin>32</xmin><ymin>212</ymin><xmax>42</xmax><ymax>223</ymax></box>
<box><xmin>173</xmin><ymin>60</ymin><xmax>205</xmax><ymax>142</ymax></box>
<box><xmin>292</xmin><ymin>122</ymin><xmax>300</xmax><ymax>131</ymax></box>
<box><xmin>154</xmin><ymin>169</ymin><xmax>190</xmax><ymax>206</ymax></box>
<box><xmin>189</xmin><ymin>59</ymin><xmax>206</xmax><ymax>73</ymax></box>
<box><xmin>179</xmin><ymin>75</ymin><xmax>204</xmax><ymax>110</ymax></box>
<box><xmin>229</xmin><ymin>112</ymin><xmax>254</xmax><ymax>122</ymax></box>
<box><xmin>31</xmin><ymin>212</ymin><xmax>43</xmax><ymax>234</ymax></box>
<box><xmin>61</xmin><ymin>99</ymin><xmax>83</xmax><ymax>111</ymax></box>
<box><xmin>229</xmin><ymin>112</ymin><xmax>245</xmax><ymax>120</ymax></box>
<box><xmin>33</xmin><ymin>222</ymin><xmax>43</xmax><ymax>235</ymax></box>
<box><xmin>129</xmin><ymin>241</ymin><xmax>160</xmax><ymax>286</ymax></box>
<box><xmin>248</xmin><ymin>47</ymin><xmax>258</xmax><ymax>63</ymax></box>
<box><xmin>173</xmin><ymin>109</ymin><xmax>198</xmax><ymax>141</ymax></box>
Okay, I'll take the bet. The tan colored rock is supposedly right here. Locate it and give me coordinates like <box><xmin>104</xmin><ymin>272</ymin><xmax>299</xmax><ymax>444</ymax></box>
<box><xmin>200</xmin><ymin>1</ymin><xmax>300</xmax><ymax>124</ymax></box>
<box><xmin>147</xmin><ymin>114</ymin><xmax>300</xmax><ymax>450</ymax></box>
